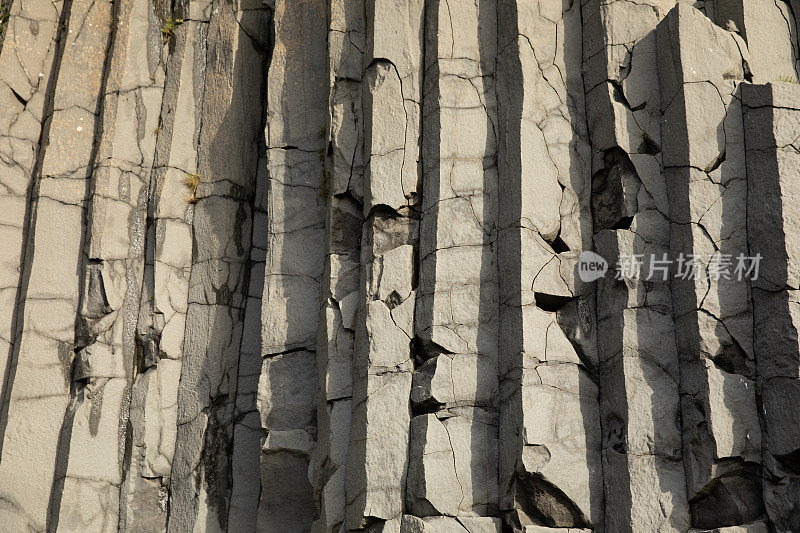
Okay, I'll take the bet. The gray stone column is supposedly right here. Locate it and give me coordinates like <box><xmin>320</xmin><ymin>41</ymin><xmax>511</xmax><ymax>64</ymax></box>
<box><xmin>582</xmin><ymin>0</ymin><xmax>690</xmax><ymax>530</ymax></box>
<box><xmin>71</xmin><ymin>0</ymin><xmax>169</xmax><ymax>528</ymax></box>
<box><xmin>407</xmin><ymin>0</ymin><xmax>499</xmax><ymax>524</ymax></box>
<box><xmin>254</xmin><ymin>0</ymin><xmax>327</xmax><ymax>530</ymax></box>
<box><xmin>713</xmin><ymin>0</ymin><xmax>800</xmax><ymax>82</ymax></box>
<box><xmin>344</xmin><ymin>0</ymin><xmax>424</xmax><ymax>529</ymax></box>
<box><xmin>744</xmin><ymin>80</ymin><xmax>800</xmax><ymax>531</ymax></box>
<box><xmin>0</xmin><ymin>0</ymin><xmax>64</xmax><ymax>417</ymax></box>
<box><xmin>0</xmin><ymin>0</ymin><xmax>113</xmax><ymax>529</ymax></box>
<box><xmin>658</xmin><ymin>5</ymin><xmax>765</xmax><ymax>529</ymax></box>
<box><xmin>311</xmin><ymin>0</ymin><xmax>364</xmax><ymax>531</ymax></box>
<box><xmin>496</xmin><ymin>0</ymin><xmax>600</xmax><ymax>529</ymax></box>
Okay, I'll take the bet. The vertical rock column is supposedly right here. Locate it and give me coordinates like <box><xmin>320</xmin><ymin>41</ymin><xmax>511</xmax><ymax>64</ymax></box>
<box><xmin>582</xmin><ymin>0</ymin><xmax>690</xmax><ymax>530</ymax></box>
<box><xmin>62</xmin><ymin>0</ymin><xmax>167</xmax><ymax>530</ymax></box>
<box><xmin>227</xmin><ymin>4</ymin><xmax>274</xmax><ymax>531</ymax></box>
<box><xmin>0</xmin><ymin>0</ymin><xmax>63</xmax><ymax>409</ymax></box>
<box><xmin>744</xmin><ymin>81</ymin><xmax>800</xmax><ymax>531</ymax></box>
<box><xmin>168</xmin><ymin>0</ymin><xmax>270</xmax><ymax>530</ymax></box>
<box><xmin>257</xmin><ymin>0</ymin><xmax>327</xmax><ymax>530</ymax></box>
<box><xmin>312</xmin><ymin>0</ymin><xmax>365</xmax><ymax>531</ymax></box>
<box><xmin>132</xmin><ymin>3</ymin><xmax>205</xmax><ymax>528</ymax></box>
<box><xmin>344</xmin><ymin>0</ymin><xmax>423</xmax><ymax>528</ymax></box>
<box><xmin>0</xmin><ymin>0</ymin><xmax>113</xmax><ymax>530</ymax></box>
<box><xmin>658</xmin><ymin>5</ymin><xmax>765</xmax><ymax>529</ymax></box>
<box><xmin>496</xmin><ymin>0</ymin><xmax>601</xmax><ymax>530</ymax></box>
<box><xmin>407</xmin><ymin>0</ymin><xmax>499</xmax><ymax>525</ymax></box>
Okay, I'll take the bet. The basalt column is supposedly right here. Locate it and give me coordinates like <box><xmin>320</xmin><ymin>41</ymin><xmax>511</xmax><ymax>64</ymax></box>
<box><xmin>744</xmin><ymin>81</ymin><xmax>800</xmax><ymax>532</ymax></box>
<box><xmin>166</xmin><ymin>2</ymin><xmax>268</xmax><ymax>530</ymax></box>
<box><xmin>0</xmin><ymin>1</ymin><xmax>113</xmax><ymax>529</ymax></box>
<box><xmin>583</xmin><ymin>0</ymin><xmax>690</xmax><ymax>530</ymax></box>
<box><xmin>0</xmin><ymin>0</ymin><xmax>64</xmax><ymax>416</ymax></box>
<box><xmin>311</xmin><ymin>0</ymin><xmax>364</xmax><ymax>530</ymax></box>
<box><xmin>658</xmin><ymin>5</ymin><xmax>766</xmax><ymax>529</ymax></box>
<box><xmin>408</xmin><ymin>0</ymin><xmax>499</xmax><ymax>528</ymax></box>
<box><xmin>497</xmin><ymin>0</ymin><xmax>601</xmax><ymax>530</ymax></box>
<box><xmin>256</xmin><ymin>0</ymin><xmax>327</xmax><ymax>531</ymax></box>
<box><xmin>343</xmin><ymin>0</ymin><xmax>424</xmax><ymax>529</ymax></box>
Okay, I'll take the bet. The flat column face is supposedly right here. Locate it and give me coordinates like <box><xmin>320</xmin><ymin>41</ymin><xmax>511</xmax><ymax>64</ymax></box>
<box><xmin>256</xmin><ymin>1</ymin><xmax>326</xmax><ymax>532</ymax></box>
<box><xmin>713</xmin><ymin>0</ymin><xmax>800</xmax><ymax>83</ymax></box>
<box><xmin>408</xmin><ymin>0</ymin><xmax>501</xmax><ymax>523</ymax></box>
<box><xmin>744</xmin><ymin>81</ymin><xmax>800</xmax><ymax>531</ymax></box>
<box><xmin>0</xmin><ymin>1</ymin><xmax>798</xmax><ymax>532</ymax></box>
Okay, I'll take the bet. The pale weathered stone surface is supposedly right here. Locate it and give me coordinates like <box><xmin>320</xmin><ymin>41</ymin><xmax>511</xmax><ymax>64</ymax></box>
<box><xmin>317</xmin><ymin>17</ymin><xmax>365</xmax><ymax>525</ymax></box>
<box><xmin>406</xmin><ymin>409</ymin><xmax>498</xmax><ymax>517</ymax></box>
<box><xmin>0</xmin><ymin>0</ymin><xmax>799</xmax><ymax>531</ymax></box>
<box><xmin>253</xmin><ymin>1</ymin><xmax>327</xmax><ymax>531</ymax></box>
<box><xmin>165</xmin><ymin>4</ymin><xmax>270</xmax><ymax>531</ymax></box>
<box><xmin>410</xmin><ymin>1</ymin><xmax>502</xmax><ymax>528</ymax></box>
<box><xmin>0</xmin><ymin>0</ymin><xmax>63</xmax><ymax>415</ymax></box>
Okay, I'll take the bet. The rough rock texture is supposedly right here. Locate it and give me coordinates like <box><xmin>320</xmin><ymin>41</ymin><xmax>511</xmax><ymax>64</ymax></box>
<box><xmin>0</xmin><ymin>0</ymin><xmax>798</xmax><ymax>532</ymax></box>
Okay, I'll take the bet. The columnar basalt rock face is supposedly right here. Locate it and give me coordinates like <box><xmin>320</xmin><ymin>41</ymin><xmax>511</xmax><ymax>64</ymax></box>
<box><xmin>0</xmin><ymin>0</ymin><xmax>800</xmax><ymax>532</ymax></box>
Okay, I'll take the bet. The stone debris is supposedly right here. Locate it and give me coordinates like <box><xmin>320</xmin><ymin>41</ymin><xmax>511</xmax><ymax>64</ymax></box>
<box><xmin>0</xmin><ymin>0</ymin><xmax>798</xmax><ymax>532</ymax></box>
